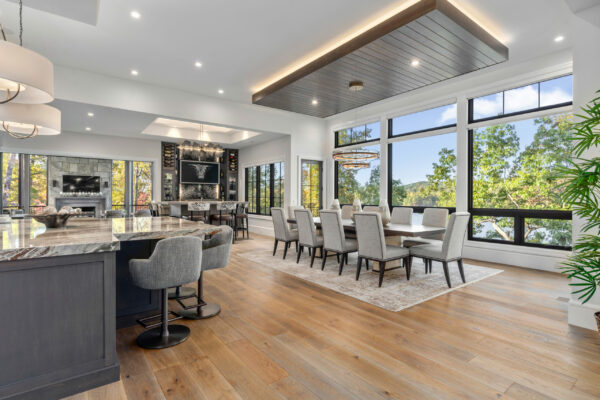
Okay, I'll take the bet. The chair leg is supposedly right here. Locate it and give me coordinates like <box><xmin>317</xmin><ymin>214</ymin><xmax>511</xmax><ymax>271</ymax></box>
<box><xmin>344</xmin><ymin>253</ymin><xmax>348</xmax><ymax>265</ymax></box>
<box><xmin>295</xmin><ymin>241</ymin><xmax>298</xmax><ymax>252</ymax></box>
<box><xmin>365</xmin><ymin>259</ymin><xmax>369</xmax><ymax>270</ymax></box>
<box><xmin>442</xmin><ymin>261</ymin><xmax>451</xmax><ymax>288</ymax></box>
<box><xmin>296</xmin><ymin>245</ymin><xmax>303</xmax><ymax>263</ymax></box>
<box><xmin>338</xmin><ymin>252</ymin><xmax>345</xmax><ymax>275</ymax></box>
<box><xmin>336</xmin><ymin>253</ymin><xmax>340</xmax><ymax>263</ymax></box>
<box><xmin>356</xmin><ymin>257</ymin><xmax>362</xmax><ymax>280</ymax></box>
<box><xmin>406</xmin><ymin>257</ymin><xmax>411</xmax><ymax>280</ymax></box>
<box><xmin>273</xmin><ymin>240</ymin><xmax>279</xmax><ymax>256</ymax></box>
<box><xmin>283</xmin><ymin>242</ymin><xmax>289</xmax><ymax>259</ymax></box>
<box><xmin>378</xmin><ymin>261</ymin><xmax>386</xmax><ymax>287</ymax></box>
<box><xmin>423</xmin><ymin>258</ymin><xmax>428</xmax><ymax>273</ymax></box>
<box><xmin>310</xmin><ymin>247</ymin><xmax>316</xmax><ymax>268</ymax></box>
<box><xmin>457</xmin><ymin>259</ymin><xmax>466</xmax><ymax>283</ymax></box>
<box><xmin>321</xmin><ymin>250</ymin><xmax>328</xmax><ymax>270</ymax></box>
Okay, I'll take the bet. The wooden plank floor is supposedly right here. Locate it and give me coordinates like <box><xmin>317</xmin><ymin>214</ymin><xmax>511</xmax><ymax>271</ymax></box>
<box><xmin>67</xmin><ymin>234</ymin><xmax>600</xmax><ymax>400</ymax></box>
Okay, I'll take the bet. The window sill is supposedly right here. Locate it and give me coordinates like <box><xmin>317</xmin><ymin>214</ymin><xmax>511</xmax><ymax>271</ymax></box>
<box><xmin>248</xmin><ymin>214</ymin><xmax>272</xmax><ymax>221</ymax></box>
<box><xmin>464</xmin><ymin>239</ymin><xmax>571</xmax><ymax>257</ymax></box>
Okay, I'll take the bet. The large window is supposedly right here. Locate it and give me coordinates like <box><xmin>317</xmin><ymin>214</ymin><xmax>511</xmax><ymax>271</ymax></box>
<box><xmin>469</xmin><ymin>77</ymin><xmax>574</xmax><ymax>249</ymax></box>
<box><xmin>133</xmin><ymin>161</ymin><xmax>152</xmax><ymax>211</ymax></box>
<box><xmin>389</xmin><ymin>103</ymin><xmax>457</xmax><ymax>137</ymax></box>
<box><xmin>245</xmin><ymin>162</ymin><xmax>284</xmax><ymax>215</ymax></box>
<box><xmin>336</xmin><ymin>122</ymin><xmax>380</xmax><ymax>147</ymax></box>
<box><xmin>301</xmin><ymin>160</ymin><xmax>322</xmax><ymax>216</ymax></box>
<box><xmin>335</xmin><ymin>144</ymin><xmax>380</xmax><ymax>205</ymax></box>
<box><xmin>470</xmin><ymin>75</ymin><xmax>572</xmax><ymax>123</ymax></box>
<box><xmin>29</xmin><ymin>155</ymin><xmax>47</xmax><ymax>214</ymax></box>
<box><xmin>389</xmin><ymin>132</ymin><xmax>456</xmax><ymax>209</ymax></box>
<box><xmin>112</xmin><ymin>160</ymin><xmax>126</xmax><ymax>212</ymax></box>
<box><xmin>1</xmin><ymin>153</ymin><xmax>20</xmax><ymax>211</ymax></box>
<box><xmin>388</xmin><ymin>104</ymin><xmax>457</xmax><ymax>222</ymax></box>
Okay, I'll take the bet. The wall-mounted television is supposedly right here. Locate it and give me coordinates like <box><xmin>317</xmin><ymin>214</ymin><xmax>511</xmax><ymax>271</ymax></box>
<box><xmin>63</xmin><ymin>175</ymin><xmax>101</xmax><ymax>192</ymax></box>
<box><xmin>180</xmin><ymin>160</ymin><xmax>220</xmax><ymax>184</ymax></box>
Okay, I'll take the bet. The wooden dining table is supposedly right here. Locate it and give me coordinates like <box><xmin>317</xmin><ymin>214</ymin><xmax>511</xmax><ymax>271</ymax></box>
<box><xmin>287</xmin><ymin>217</ymin><xmax>445</xmax><ymax>237</ymax></box>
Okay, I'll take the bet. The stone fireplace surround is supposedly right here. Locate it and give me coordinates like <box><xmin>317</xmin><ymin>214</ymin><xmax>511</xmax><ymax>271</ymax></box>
<box><xmin>48</xmin><ymin>156</ymin><xmax>112</xmax><ymax>211</ymax></box>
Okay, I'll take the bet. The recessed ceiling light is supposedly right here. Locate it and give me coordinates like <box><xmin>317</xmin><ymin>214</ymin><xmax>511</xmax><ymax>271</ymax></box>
<box><xmin>312</xmin><ymin>99</ymin><xmax>318</xmax><ymax>105</ymax></box>
<box><xmin>218</xmin><ymin>89</ymin><xmax>224</xmax><ymax>94</ymax></box>
<box><xmin>87</xmin><ymin>112</ymin><xmax>94</xmax><ymax>117</ymax></box>
<box><xmin>195</xmin><ymin>61</ymin><xmax>203</xmax><ymax>68</ymax></box>
<box><xmin>85</xmin><ymin>127</ymin><xmax>91</xmax><ymax>131</ymax></box>
<box><xmin>131</xmin><ymin>69</ymin><xmax>139</xmax><ymax>76</ymax></box>
<box><xmin>130</xmin><ymin>11</ymin><xmax>141</xmax><ymax>19</ymax></box>
<box><xmin>349</xmin><ymin>80</ymin><xmax>364</xmax><ymax>91</ymax></box>
<box><xmin>411</xmin><ymin>59</ymin><xmax>420</xmax><ymax>67</ymax></box>
<box><xmin>554</xmin><ymin>35</ymin><xmax>564</xmax><ymax>43</ymax></box>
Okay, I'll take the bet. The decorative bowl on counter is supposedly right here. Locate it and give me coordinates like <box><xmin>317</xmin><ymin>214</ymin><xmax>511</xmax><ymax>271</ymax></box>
<box><xmin>32</xmin><ymin>213</ymin><xmax>74</xmax><ymax>228</ymax></box>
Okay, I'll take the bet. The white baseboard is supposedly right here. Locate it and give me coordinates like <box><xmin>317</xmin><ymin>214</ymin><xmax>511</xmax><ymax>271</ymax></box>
<box><xmin>568</xmin><ymin>300</ymin><xmax>600</xmax><ymax>331</ymax></box>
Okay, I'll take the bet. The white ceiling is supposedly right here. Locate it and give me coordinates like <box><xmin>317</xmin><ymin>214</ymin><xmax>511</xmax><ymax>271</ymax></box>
<box><xmin>52</xmin><ymin>99</ymin><xmax>286</xmax><ymax>149</ymax></box>
<box><xmin>0</xmin><ymin>0</ymin><xmax>573</xmax><ymax>104</ymax></box>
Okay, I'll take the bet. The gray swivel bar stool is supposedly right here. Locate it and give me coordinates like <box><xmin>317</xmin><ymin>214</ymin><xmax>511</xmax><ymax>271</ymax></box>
<box><xmin>129</xmin><ymin>235</ymin><xmax>202</xmax><ymax>349</ymax></box>
<box><xmin>180</xmin><ymin>226</ymin><xmax>233</xmax><ymax>319</ymax></box>
<box><xmin>105</xmin><ymin>209</ymin><xmax>125</xmax><ymax>218</ymax></box>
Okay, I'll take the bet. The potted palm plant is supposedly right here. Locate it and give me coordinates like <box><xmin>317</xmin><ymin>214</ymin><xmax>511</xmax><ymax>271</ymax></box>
<box><xmin>560</xmin><ymin>90</ymin><xmax>600</xmax><ymax>331</ymax></box>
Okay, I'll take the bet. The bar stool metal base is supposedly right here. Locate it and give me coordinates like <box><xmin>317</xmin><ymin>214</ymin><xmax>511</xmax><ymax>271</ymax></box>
<box><xmin>167</xmin><ymin>286</ymin><xmax>196</xmax><ymax>299</ymax></box>
<box><xmin>179</xmin><ymin>302</ymin><xmax>221</xmax><ymax>319</ymax></box>
<box><xmin>136</xmin><ymin>325</ymin><xmax>190</xmax><ymax>349</ymax></box>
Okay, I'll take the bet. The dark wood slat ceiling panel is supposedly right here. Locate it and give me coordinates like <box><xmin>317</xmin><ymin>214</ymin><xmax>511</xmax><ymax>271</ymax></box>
<box><xmin>252</xmin><ymin>0</ymin><xmax>508</xmax><ymax>118</ymax></box>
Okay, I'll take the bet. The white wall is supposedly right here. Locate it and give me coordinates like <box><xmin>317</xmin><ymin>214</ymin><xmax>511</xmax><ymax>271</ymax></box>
<box><xmin>568</xmin><ymin>4</ymin><xmax>600</xmax><ymax>330</ymax></box>
<box><xmin>239</xmin><ymin>136</ymin><xmax>291</xmax><ymax>236</ymax></box>
<box><xmin>0</xmin><ymin>131</ymin><xmax>162</xmax><ymax>202</ymax></box>
<box><xmin>324</xmin><ymin>49</ymin><xmax>574</xmax><ymax>272</ymax></box>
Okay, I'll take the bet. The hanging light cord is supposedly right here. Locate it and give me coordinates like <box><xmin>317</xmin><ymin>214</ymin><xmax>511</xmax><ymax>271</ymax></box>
<box><xmin>19</xmin><ymin>0</ymin><xmax>23</xmax><ymax>46</ymax></box>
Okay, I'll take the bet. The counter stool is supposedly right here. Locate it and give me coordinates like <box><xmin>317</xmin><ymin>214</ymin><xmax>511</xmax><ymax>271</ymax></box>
<box><xmin>189</xmin><ymin>201</ymin><xmax>210</xmax><ymax>222</ymax></box>
<box><xmin>134</xmin><ymin>209</ymin><xmax>152</xmax><ymax>217</ymax></box>
<box><xmin>210</xmin><ymin>202</ymin><xmax>235</xmax><ymax>227</ymax></box>
<box><xmin>180</xmin><ymin>226</ymin><xmax>232</xmax><ymax>319</ymax></box>
<box><xmin>129</xmin><ymin>235</ymin><xmax>202</xmax><ymax>349</ymax></box>
<box><xmin>234</xmin><ymin>202</ymin><xmax>249</xmax><ymax>240</ymax></box>
<box><xmin>106</xmin><ymin>209</ymin><xmax>125</xmax><ymax>218</ymax></box>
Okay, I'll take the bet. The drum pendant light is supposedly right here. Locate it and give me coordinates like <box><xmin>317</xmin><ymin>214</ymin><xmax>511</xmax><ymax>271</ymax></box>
<box><xmin>0</xmin><ymin>0</ymin><xmax>61</xmax><ymax>138</ymax></box>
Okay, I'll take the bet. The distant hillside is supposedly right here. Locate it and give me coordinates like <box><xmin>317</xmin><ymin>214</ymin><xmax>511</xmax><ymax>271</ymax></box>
<box><xmin>401</xmin><ymin>181</ymin><xmax>428</xmax><ymax>192</ymax></box>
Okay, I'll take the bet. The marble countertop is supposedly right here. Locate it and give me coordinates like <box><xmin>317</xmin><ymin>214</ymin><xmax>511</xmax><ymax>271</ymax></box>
<box><xmin>0</xmin><ymin>217</ymin><xmax>226</xmax><ymax>262</ymax></box>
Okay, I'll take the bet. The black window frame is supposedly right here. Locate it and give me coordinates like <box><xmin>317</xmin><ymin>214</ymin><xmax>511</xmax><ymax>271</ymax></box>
<box><xmin>468</xmin><ymin>93</ymin><xmax>573</xmax><ymax>250</ymax></box>
<box><xmin>386</xmin><ymin>104</ymin><xmax>458</xmax><ymax>217</ymax></box>
<box><xmin>388</xmin><ymin>104</ymin><xmax>458</xmax><ymax>139</ymax></box>
<box><xmin>334</xmin><ymin>121</ymin><xmax>381</xmax><ymax>149</ymax></box>
<box><xmin>245</xmin><ymin>162</ymin><xmax>284</xmax><ymax>216</ymax></box>
<box><xmin>300</xmin><ymin>159</ymin><xmax>323</xmax><ymax>216</ymax></box>
<box><xmin>333</xmin><ymin>144</ymin><xmax>381</xmax><ymax>207</ymax></box>
<box><xmin>468</xmin><ymin>74</ymin><xmax>573</xmax><ymax>124</ymax></box>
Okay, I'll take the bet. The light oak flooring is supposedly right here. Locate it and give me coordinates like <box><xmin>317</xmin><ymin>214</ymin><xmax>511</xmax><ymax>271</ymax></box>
<box><xmin>67</xmin><ymin>234</ymin><xmax>600</xmax><ymax>400</ymax></box>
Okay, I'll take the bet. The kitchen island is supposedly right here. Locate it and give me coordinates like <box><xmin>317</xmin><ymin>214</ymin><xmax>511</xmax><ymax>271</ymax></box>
<box><xmin>0</xmin><ymin>217</ymin><xmax>225</xmax><ymax>400</ymax></box>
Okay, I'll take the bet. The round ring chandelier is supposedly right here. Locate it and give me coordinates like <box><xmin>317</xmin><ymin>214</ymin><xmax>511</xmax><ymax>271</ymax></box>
<box><xmin>332</xmin><ymin>149</ymin><xmax>379</xmax><ymax>162</ymax></box>
<box><xmin>341</xmin><ymin>161</ymin><xmax>370</xmax><ymax>170</ymax></box>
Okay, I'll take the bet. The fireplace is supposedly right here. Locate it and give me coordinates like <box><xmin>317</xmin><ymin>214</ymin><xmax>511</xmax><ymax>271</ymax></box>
<box><xmin>55</xmin><ymin>197</ymin><xmax>107</xmax><ymax>218</ymax></box>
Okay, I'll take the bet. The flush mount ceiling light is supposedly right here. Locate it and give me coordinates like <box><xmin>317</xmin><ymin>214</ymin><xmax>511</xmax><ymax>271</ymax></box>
<box><xmin>341</xmin><ymin>161</ymin><xmax>370</xmax><ymax>170</ymax></box>
<box><xmin>0</xmin><ymin>2</ymin><xmax>54</xmax><ymax>104</ymax></box>
<box><xmin>348</xmin><ymin>81</ymin><xmax>364</xmax><ymax>91</ymax></box>
<box><xmin>333</xmin><ymin>149</ymin><xmax>379</xmax><ymax>162</ymax></box>
<box><xmin>0</xmin><ymin>103</ymin><xmax>61</xmax><ymax>138</ymax></box>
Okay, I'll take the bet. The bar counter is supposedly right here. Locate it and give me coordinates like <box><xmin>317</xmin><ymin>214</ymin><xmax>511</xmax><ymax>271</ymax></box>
<box><xmin>0</xmin><ymin>217</ymin><xmax>226</xmax><ymax>400</ymax></box>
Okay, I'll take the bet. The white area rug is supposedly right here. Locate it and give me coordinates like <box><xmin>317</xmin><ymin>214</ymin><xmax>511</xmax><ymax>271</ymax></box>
<box><xmin>242</xmin><ymin>249</ymin><xmax>503</xmax><ymax>312</ymax></box>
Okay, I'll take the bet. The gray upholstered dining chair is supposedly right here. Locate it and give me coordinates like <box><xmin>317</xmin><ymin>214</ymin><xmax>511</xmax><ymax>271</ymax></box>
<box><xmin>105</xmin><ymin>209</ymin><xmax>125</xmax><ymax>218</ymax></box>
<box><xmin>403</xmin><ymin>208</ymin><xmax>449</xmax><ymax>247</ymax></box>
<box><xmin>288</xmin><ymin>205</ymin><xmax>304</xmax><ymax>229</ymax></box>
<box><xmin>362</xmin><ymin>205</ymin><xmax>379</xmax><ymax>212</ymax></box>
<box><xmin>294</xmin><ymin>209</ymin><xmax>324</xmax><ymax>268</ymax></box>
<box><xmin>180</xmin><ymin>227</ymin><xmax>232</xmax><ymax>319</ymax></box>
<box><xmin>340</xmin><ymin>205</ymin><xmax>353</xmax><ymax>220</ymax></box>
<box><xmin>354</xmin><ymin>212</ymin><xmax>411</xmax><ymax>287</ymax></box>
<box><xmin>319</xmin><ymin>209</ymin><xmax>358</xmax><ymax>274</ymax></box>
<box><xmin>409</xmin><ymin>212</ymin><xmax>470</xmax><ymax>288</ymax></box>
<box><xmin>134</xmin><ymin>209</ymin><xmax>152</xmax><ymax>217</ymax></box>
<box><xmin>271</xmin><ymin>207</ymin><xmax>299</xmax><ymax>259</ymax></box>
<box><xmin>129</xmin><ymin>236</ymin><xmax>202</xmax><ymax>349</ymax></box>
<box><xmin>391</xmin><ymin>207</ymin><xmax>413</xmax><ymax>224</ymax></box>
